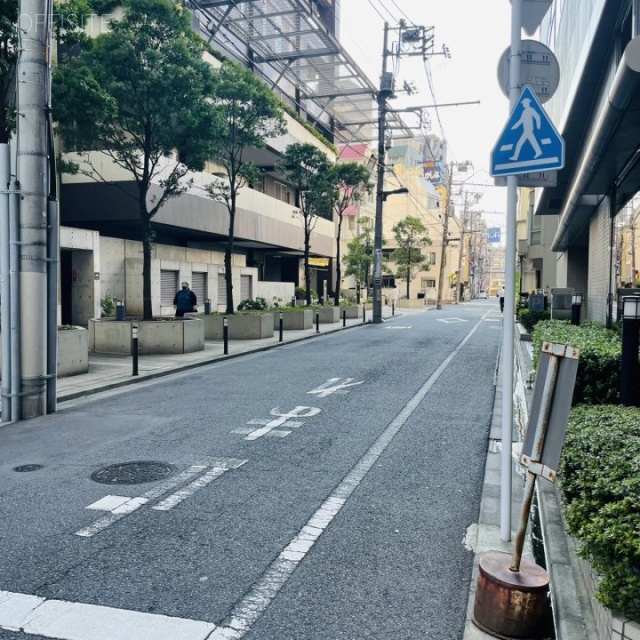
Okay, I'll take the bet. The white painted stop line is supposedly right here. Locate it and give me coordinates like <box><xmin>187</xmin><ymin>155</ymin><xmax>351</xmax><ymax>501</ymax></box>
<box><xmin>0</xmin><ymin>591</ymin><xmax>216</xmax><ymax>640</ymax></box>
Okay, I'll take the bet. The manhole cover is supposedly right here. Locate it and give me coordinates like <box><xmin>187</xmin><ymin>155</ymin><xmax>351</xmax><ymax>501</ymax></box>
<box><xmin>13</xmin><ymin>464</ymin><xmax>44</xmax><ymax>472</ymax></box>
<box><xmin>91</xmin><ymin>461</ymin><xmax>174</xmax><ymax>485</ymax></box>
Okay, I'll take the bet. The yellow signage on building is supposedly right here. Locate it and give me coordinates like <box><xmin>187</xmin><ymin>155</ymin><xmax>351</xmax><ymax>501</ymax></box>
<box><xmin>309</xmin><ymin>257</ymin><xmax>330</xmax><ymax>267</ymax></box>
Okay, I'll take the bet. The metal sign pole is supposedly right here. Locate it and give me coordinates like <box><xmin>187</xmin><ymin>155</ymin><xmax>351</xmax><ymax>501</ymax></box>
<box><xmin>500</xmin><ymin>0</ymin><xmax>523</xmax><ymax>543</ymax></box>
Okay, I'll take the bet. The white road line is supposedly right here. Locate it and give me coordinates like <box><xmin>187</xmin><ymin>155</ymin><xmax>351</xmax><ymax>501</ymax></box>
<box><xmin>307</xmin><ymin>378</ymin><xmax>364</xmax><ymax>398</ymax></box>
<box><xmin>208</xmin><ymin>314</ymin><xmax>488</xmax><ymax>640</ymax></box>
<box><xmin>75</xmin><ymin>464</ymin><xmax>208</xmax><ymax>537</ymax></box>
<box><xmin>0</xmin><ymin>590</ymin><xmax>216</xmax><ymax>640</ymax></box>
<box><xmin>153</xmin><ymin>464</ymin><xmax>241</xmax><ymax>511</ymax></box>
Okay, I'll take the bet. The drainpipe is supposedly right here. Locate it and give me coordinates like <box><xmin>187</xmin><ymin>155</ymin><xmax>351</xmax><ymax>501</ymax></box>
<box><xmin>0</xmin><ymin>144</ymin><xmax>11</xmax><ymax>422</ymax></box>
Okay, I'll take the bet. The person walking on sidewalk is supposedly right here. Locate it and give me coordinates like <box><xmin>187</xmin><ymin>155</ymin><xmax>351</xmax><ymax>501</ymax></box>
<box><xmin>498</xmin><ymin>287</ymin><xmax>505</xmax><ymax>313</ymax></box>
<box><xmin>391</xmin><ymin>285</ymin><xmax>400</xmax><ymax>308</ymax></box>
<box><xmin>173</xmin><ymin>281</ymin><xmax>197</xmax><ymax>317</ymax></box>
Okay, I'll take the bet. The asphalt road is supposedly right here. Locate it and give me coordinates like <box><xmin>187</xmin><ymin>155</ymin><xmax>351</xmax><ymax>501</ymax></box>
<box><xmin>0</xmin><ymin>300</ymin><xmax>503</xmax><ymax>640</ymax></box>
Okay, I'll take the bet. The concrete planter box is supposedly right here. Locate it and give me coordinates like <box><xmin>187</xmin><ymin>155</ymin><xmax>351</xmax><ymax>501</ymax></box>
<box><xmin>313</xmin><ymin>307</ymin><xmax>340</xmax><ymax>323</ymax></box>
<box><xmin>88</xmin><ymin>317</ymin><xmax>204</xmax><ymax>355</ymax></box>
<box><xmin>198</xmin><ymin>313</ymin><xmax>274</xmax><ymax>340</ymax></box>
<box><xmin>0</xmin><ymin>327</ymin><xmax>89</xmax><ymax>377</ymax></box>
<box><xmin>272</xmin><ymin>308</ymin><xmax>313</xmax><ymax>330</ymax></box>
<box><xmin>341</xmin><ymin>306</ymin><xmax>362</xmax><ymax>319</ymax></box>
<box><xmin>58</xmin><ymin>327</ymin><xmax>89</xmax><ymax>376</ymax></box>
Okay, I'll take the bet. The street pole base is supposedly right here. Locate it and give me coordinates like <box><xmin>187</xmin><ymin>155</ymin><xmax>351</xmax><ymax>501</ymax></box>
<box><xmin>436</xmin><ymin>304</ymin><xmax>442</xmax><ymax>310</ymax></box>
<box><xmin>473</xmin><ymin>552</ymin><xmax>549</xmax><ymax>639</ymax></box>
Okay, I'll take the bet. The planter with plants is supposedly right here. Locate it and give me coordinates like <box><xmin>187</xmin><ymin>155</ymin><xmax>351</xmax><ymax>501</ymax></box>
<box><xmin>196</xmin><ymin>298</ymin><xmax>274</xmax><ymax>340</ymax></box>
<box><xmin>311</xmin><ymin>305</ymin><xmax>340</xmax><ymax>323</ymax></box>
<box><xmin>1</xmin><ymin>326</ymin><xmax>90</xmax><ymax>377</ymax></box>
<box><xmin>88</xmin><ymin>316</ymin><xmax>204</xmax><ymax>355</ymax></box>
<box><xmin>341</xmin><ymin>303</ymin><xmax>362</xmax><ymax>319</ymax></box>
<box><xmin>270</xmin><ymin>305</ymin><xmax>314</xmax><ymax>330</ymax></box>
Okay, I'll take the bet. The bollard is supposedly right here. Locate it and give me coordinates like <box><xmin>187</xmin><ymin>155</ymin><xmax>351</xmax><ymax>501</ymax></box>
<box><xmin>315</xmin><ymin>310</ymin><xmax>320</xmax><ymax>333</ymax></box>
<box><xmin>279</xmin><ymin>311</ymin><xmax>283</xmax><ymax>342</ymax></box>
<box><xmin>131</xmin><ymin>323</ymin><xmax>139</xmax><ymax>376</ymax></box>
<box><xmin>223</xmin><ymin>316</ymin><xmax>229</xmax><ymax>355</ymax></box>
<box><xmin>342</xmin><ymin>308</ymin><xmax>346</xmax><ymax>327</ymax></box>
<box><xmin>204</xmin><ymin>298</ymin><xmax>212</xmax><ymax>315</ymax></box>
<box><xmin>362</xmin><ymin>304</ymin><xmax>366</xmax><ymax>323</ymax></box>
<box><xmin>116</xmin><ymin>300</ymin><xmax>126</xmax><ymax>321</ymax></box>
<box><xmin>291</xmin><ymin>296</ymin><xmax>296</xmax><ymax>308</ymax></box>
<box><xmin>392</xmin><ymin>302</ymin><xmax>395</xmax><ymax>316</ymax></box>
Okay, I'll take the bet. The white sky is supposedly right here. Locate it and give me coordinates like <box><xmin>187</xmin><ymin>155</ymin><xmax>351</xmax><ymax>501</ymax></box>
<box><xmin>338</xmin><ymin>0</ymin><xmax>513</xmax><ymax>235</ymax></box>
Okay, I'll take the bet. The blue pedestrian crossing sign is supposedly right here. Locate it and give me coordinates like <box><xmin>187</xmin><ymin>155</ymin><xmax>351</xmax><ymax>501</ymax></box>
<box><xmin>491</xmin><ymin>85</ymin><xmax>564</xmax><ymax>177</ymax></box>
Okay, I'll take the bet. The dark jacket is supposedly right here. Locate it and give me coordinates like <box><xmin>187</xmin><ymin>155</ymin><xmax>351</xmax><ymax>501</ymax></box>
<box><xmin>174</xmin><ymin>288</ymin><xmax>197</xmax><ymax>312</ymax></box>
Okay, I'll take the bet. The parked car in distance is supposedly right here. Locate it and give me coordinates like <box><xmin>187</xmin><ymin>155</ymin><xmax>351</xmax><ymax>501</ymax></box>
<box><xmin>478</xmin><ymin>290</ymin><xmax>488</xmax><ymax>299</ymax></box>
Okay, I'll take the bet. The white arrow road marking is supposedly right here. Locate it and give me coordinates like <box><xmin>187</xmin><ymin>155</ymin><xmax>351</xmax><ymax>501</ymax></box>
<box><xmin>236</xmin><ymin>406</ymin><xmax>321</xmax><ymax>440</ymax></box>
<box><xmin>75</xmin><ymin>459</ymin><xmax>246</xmax><ymax>537</ymax></box>
<box><xmin>307</xmin><ymin>378</ymin><xmax>364</xmax><ymax>398</ymax></box>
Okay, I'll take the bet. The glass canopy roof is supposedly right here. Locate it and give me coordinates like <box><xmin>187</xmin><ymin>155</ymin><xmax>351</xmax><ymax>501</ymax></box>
<box><xmin>188</xmin><ymin>0</ymin><xmax>414</xmax><ymax>145</ymax></box>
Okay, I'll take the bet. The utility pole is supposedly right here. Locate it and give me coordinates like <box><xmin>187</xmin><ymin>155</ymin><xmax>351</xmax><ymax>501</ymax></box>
<box><xmin>372</xmin><ymin>22</ymin><xmax>436</xmax><ymax>324</ymax></box>
<box><xmin>15</xmin><ymin>0</ymin><xmax>52</xmax><ymax>418</ymax></box>
<box><xmin>436</xmin><ymin>162</ymin><xmax>453</xmax><ymax>310</ymax></box>
<box><xmin>372</xmin><ymin>22</ymin><xmax>391</xmax><ymax>325</ymax></box>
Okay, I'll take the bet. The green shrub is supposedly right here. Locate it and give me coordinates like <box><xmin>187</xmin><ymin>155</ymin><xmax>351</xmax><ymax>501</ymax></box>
<box><xmin>532</xmin><ymin>319</ymin><xmax>621</xmax><ymax>404</ymax></box>
<box><xmin>237</xmin><ymin>297</ymin><xmax>268</xmax><ymax>311</ymax></box>
<box><xmin>559</xmin><ymin>405</ymin><xmax>640</xmax><ymax>620</ymax></box>
<box><xmin>100</xmin><ymin>293</ymin><xmax>116</xmax><ymax>318</ymax></box>
<box><xmin>517</xmin><ymin>308</ymin><xmax>550</xmax><ymax>333</ymax></box>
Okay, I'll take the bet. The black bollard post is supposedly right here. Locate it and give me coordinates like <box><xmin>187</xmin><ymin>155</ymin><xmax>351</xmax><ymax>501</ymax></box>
<box><xmin>362</xmin><ymin>304</ymin><xmax>366</xmax><ymax>323</ymax></box>
<box><xmin>392</xmin><ymin>302</ymin><xmax>395</xmax><ymax>316</ymax></box>
<box><xmin>204</xmin><ymin>298</ymin><xmax>212</xmax><ymax>315</ymax></box>
<box><xmin>315</xmin><ymin>310</ymin><xmax>320</xmax><ymax>333</ymax></box>
<box><xmin>570</xmin><ymin>292</ymin><xmax>582</xmax><ymax>326</ymax></box>
<box><xmin>342</xmin><ymin>308</ymin><xmax>346</xmax><ymax>327</ymax></box>
<box><xmin>223</xmin><ymin>316</ymin><xmax>229</xmax><ymax>355</ymax></box>
<box><xmin>131</xmin><ymin>323</ymin><xmax>139</xmax><ymax>376</ymax></box>
<box><xmin>279</xmin><ymin>311</ymin><xmax>283</xmax><ymax>342</ymax></box>
<box><xmin>621</xmin><ymin>296</ymin><xmax>640</xmax><ymax>406</ymax></box>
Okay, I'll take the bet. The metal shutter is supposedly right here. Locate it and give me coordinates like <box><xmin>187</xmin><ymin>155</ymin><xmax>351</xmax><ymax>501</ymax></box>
<box><xmin>217</xmin><ymin>273</ymin><xmax>227</xmax><ymax>306</ymax></box>
<box><xmin>161</xmin><ymin>270</ymin><xmax>178</xmax><ymax>304</ymax></box>
<box><xmin>240</xmin><ymin>275</ymin><xmax>252</xmax><ymax>301</ymax></box>
<box><xmin>191</xmin><ymin>272</ymin><xmax>206</xmax><ymax>305</ymax></box>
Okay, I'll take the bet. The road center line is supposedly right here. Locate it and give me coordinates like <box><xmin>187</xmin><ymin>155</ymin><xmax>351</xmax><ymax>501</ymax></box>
<box><xmin>208</xmin><ymin>314</ymin><xmax>488</xmax><ymax>640</ymax></box>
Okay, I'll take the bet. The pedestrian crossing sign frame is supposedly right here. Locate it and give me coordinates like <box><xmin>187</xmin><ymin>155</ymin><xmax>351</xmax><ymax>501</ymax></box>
<box><xmin>490</xmin><ymin>85</ymin><xmax>565</xmax><ymax>177</ymax></box>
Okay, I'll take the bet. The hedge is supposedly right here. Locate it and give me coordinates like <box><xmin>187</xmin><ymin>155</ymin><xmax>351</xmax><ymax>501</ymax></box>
<box><xmin>531</xmin><ymin>319</ymin><xmax>621</xmax><ymax>405</ymax></box>
<box><xmin>559</xmin><ymin>405</ymin><xmax>640</xmax><ymax>620</ymax></box>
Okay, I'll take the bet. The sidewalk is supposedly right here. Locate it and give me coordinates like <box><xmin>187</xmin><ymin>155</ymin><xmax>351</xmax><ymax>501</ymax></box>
<box><xmin>1</xmin><ymin>306</ymin><xmax>592</xmax><ymax>639</ymax></box>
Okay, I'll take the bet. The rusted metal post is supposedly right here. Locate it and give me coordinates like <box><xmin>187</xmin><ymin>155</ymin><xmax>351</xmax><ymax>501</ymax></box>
<box><xmin>511</xmin><ymin>351</ymin><xmax>560</xmax><ymax>572</ymax></box>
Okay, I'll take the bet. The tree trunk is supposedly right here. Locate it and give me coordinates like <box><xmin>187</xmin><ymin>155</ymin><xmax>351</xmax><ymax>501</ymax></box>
<box><xmin>141</xmin><ymin>214</ymin><xmax>153</xmax><ymax>320</ymax></box>
<box><xmin>334</xmin><ymin>216</ymin><xmax>343</xmax><ymax>306</ymax></box>
<box><xmin>225</xmin><ymin>191</ymin><xmax>236</xmax><ymax>315</ymax></box>
<box><xmin>304</xmin><ymin>221</ymin><xmax>312</xmax><ymax>306</ymax></box>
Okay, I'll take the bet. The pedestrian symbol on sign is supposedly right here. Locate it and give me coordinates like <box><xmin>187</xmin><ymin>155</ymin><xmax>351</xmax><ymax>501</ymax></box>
<box><xmin>490</xmin><ymin>85</ymin><xmax>564</xmax><ymax>177</ymax></box>
<box><xmin>509</xmin><ymin>98</ymin><xmax>542</xmax><ymax>161</ymax></box>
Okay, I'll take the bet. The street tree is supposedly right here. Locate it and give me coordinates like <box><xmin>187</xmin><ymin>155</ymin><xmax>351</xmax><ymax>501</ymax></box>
<box><xmin>205</xmin><ymin>61</ymin><xmax>287</xmax><ymax>314</ymax></box>
<box><xmin>342</xmin><ymin>217</ymin><xmax>382</xmax><ymax>302</ymax></box>
<box><xmin>391</xmin><ymin>216</ymin><xmax>431</xmax><ymax>299</ymax></box>
<box><xmin>277</xmin><ymin>143</ymin><xmax>332</xmax><ymax>305</ymax></box>
<box><xmin>328</xmin><ymin>162</ymin><xmax>373</xmax><ymax>305</ymax></box>
<box><xmin>53</xmin><ymin>0</ymin><xmax>221</xmax><ymax>319</ymax></box>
